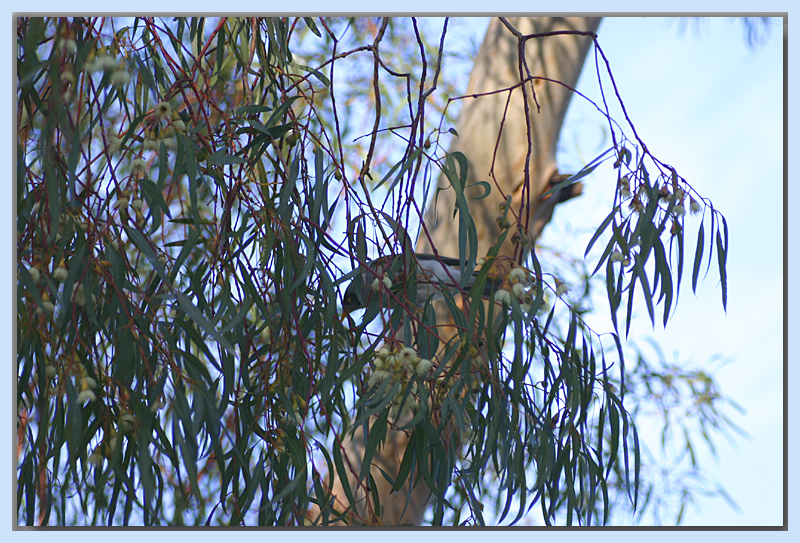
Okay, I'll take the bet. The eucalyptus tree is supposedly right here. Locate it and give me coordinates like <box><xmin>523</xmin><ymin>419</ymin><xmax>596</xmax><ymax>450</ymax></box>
<box><xmin>16</xmin><ymin>16</ymin><xmax>738</xmax><ymax>526</ymax></box>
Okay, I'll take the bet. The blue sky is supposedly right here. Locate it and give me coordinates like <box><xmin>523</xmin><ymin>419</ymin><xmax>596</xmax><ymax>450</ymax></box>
<box><xmin>552</xmin><ymin>16</ymin><xmax>784</xmax><ymax>526</ymax></box>
<box><xmin>422</xmin><ymin>15</ymin><xmax>784</xmax><ymax>527</ymax></box>
<box><xmin>6</xmin><ymin>5</ymin><xmax>791</xmax><ymax>536</ymax></box>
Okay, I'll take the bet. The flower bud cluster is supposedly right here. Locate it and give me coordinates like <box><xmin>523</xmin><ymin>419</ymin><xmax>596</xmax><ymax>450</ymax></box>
<box><xmin>143</xmin><ymin>104</ymin><xmax>187</xmax><ymax>153</ymax></box>
<box><xmin>131</xmin><ymin>157</ymin><xmax>147</xmax><ymax>177</ymax></box>
<box><xmin>366</xmin><ymin>344</ymin><xmax>433</xmax><ymax>418</ymax></box>
<box><xmin>53</xmin><ymin>259</ymin><xmax>69</xmax><ymax>283</ymax></box>
<box><xmin>494</xmin><ymin>266</ymin><xmax>539</xmax><ymax>315</ymax></box>
<box><xmin>369</xmin><ymin>345</ymin><xmax>433</xmax><ymax>385</ymax></box>
<box><xmin>609</xmin><ymin>250</ymin><xmax>632</xmax><ymax>267</ymax></box>
<box><xmin>618</xmin><ymin>175</ymin><xmax>631</xmax><ymax>199</ymax></box>
<box><xmin>73</xmin><ymin>283</ymin><xmax>91</xmax><ymax>307</ymax></box>
<box><xmin>113</xmin><ymin>189</ymin><xmax>130</xmax><ymax>214</ymax></box>
<box><xmin>118</xmin><ymin>408</ymin><xmax>136</xmax><ymax>433</ymax></box>
<box><xmin>107</xmin><ymin>134</ymin><xmax>122</xmax><ymax>155</ymax></box>
<box><xmin>85</xmin><ymin>51</ymin><xmax>130</xmax><ymax>87</ymax></box>
<box><xmin>689</xmin><ymin>197</ymin><xmax>702</xmax><ymax>215</ymax></box>
<box><xmin>89</xmin><ymin>427</ymin><xmax>119</xmax><ymax>466</ymax></box>
<box><xmin>77</xmin><ymin>375</ymin><xmax>98</xmax><ymax>403</ymax></box>
<box><xmin>370</xmin><ymin>275</ymin><xmax>393</xmax><ymax>291</ymax></box>
<box><xmin>617</xmin><ymin>170</ymin><xmax>704</xmax><ymax>227</ymax></box>
<box><xmin>25</xmin><ymin>263</ymin><xmax>41</xmax><ymax>284</ymax></box>
<box><xmin>36</xmin><ymin>291</ymin><xmax>55</xmax><ymax>316</ymax></box>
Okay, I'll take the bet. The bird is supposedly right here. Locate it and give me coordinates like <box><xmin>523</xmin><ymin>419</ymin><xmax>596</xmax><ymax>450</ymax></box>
<box><xmin>341</xmin><ymin>253</ymin><xmax>501</xmax><ymax>316</ymax></box>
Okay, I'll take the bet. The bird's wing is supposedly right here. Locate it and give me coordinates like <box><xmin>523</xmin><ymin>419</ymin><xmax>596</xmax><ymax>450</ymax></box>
<box><xmin>415</xmin><ymin>257</ymin><xmax>463</xmax><ymax>287</ymax></box>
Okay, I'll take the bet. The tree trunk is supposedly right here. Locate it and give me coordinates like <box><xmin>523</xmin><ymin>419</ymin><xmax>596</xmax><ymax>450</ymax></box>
<box><xmin>417</xmin><ymin>16</ymin><xmax>602</xmax><ymax>257</ymax></box>
<box><xmin>319</xmin><ymin>16</ymin><xmax>601</xmax><ymax>526</ymax></box>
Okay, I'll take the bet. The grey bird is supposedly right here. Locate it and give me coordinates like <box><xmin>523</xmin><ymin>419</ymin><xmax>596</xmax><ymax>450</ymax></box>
<box><xmin>342</xmin><ymin>253</ymin><xmax>500</xmax><ymax>316</ymax></box>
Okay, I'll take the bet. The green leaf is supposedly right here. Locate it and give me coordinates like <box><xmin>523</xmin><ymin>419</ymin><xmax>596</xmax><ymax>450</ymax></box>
<box><xmin>716</xmin><ymin>216</ymin><xmax>729</xmax><ymax>311</ymax></box>
<box><xmin>467</xmin><ymin>180</ymin><xmax>492</xmax><ymax>200</ymax></box>
<box><xmin>585</xmin><ymin>209</ymin><xmax>616</xmax><ymax>259</ymax></box>
<box><xmin>277</xmin><ymin>153</ymin><xmax>299</xmax><ymax>220</ymax></box>
<box><xmin>634</xmin><ymin>257</ymin><xmax>655</xmax><ymax>326</ymax></box>
<box><xmin>374</xmin><ymin>147</ymin><xmax>424</xmax><ymax>192</ymax></box>
<box><xmin>692</xmin><ymin>220</ymin><xmax>705</xmax><ymax>294</ymax></box>
<box><xmin>174</xmin><ymin>291</ymin><xmax>236</xmax><ymax>356</ymax></box>
<box><xmin>237</xmin><ymin>104</ymin><xmax>273</xmax><ymax>116</ymax></box>
<box><xmin>303</xmin><ymin>17</ymin><xmax>322</xmax><ymax>37</ymax></box>
<box><xmin>207</xmin><ymin>151</ymin><xmax>247</xmax><ymax>165</ymax></box>
<box><xmin>541</xmin><ymin>148</ymin><xmax>613</xmax><ymax>199</ymax></box>
<box><xmin>359</xmin><ymin>410</ymin><xmax>389</xmax><ymax>481</ymax></box>
<box><xmin>124</xmin><ymin>225</ymin><xmax>169</xmax><ymax>283</ymax></box>
<box><xmin>264</xmin><ymin>95</ymin><xmax>300</xmax><ymax>129</ymax></box>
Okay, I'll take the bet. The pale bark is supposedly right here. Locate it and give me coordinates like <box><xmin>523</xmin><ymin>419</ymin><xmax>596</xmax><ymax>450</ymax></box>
<box><xmin>318</xmin><ymin>16</ymin><xmax>601</xmax><ymax>526</ymax></box>
<box><xmin>418</xmin><ymin>16</ymin><xmax>602</xmax><ymax>257</ymax></box>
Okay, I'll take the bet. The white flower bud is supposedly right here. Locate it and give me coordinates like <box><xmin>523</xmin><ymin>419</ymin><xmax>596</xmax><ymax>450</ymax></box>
<box><xmin>155</xmin><ymin>101</ymin><xmax>172</xmax><ymax>120</ymax></box>
<box><xmin>107</xmin><ymin>135</ymin><xmax>121</xmax><ymax>154</ymax></box>
<box><xmin>82</xmin><ymin>376</ymin><xmax>98</xmax><ymax>390</ymax></box>
<box><xmin>77</xmin><ymin>389</ymin><xmax>96</xmax><ymax>403</ymax></box>
<box><xmin>53</xmin><ymin>262</ymin><xmax>69</xmax><ymax>282</ymax></box>
<box><xmin>26</xmin><ymin>265</ymin><xmax>40</xmax><ymax>283</ymax></box>
<box><xmin>415</xmin><ymin>358</ymin><xmax>433</xmax><ymax>377</ymax></box>
<box><xmin>162</xmin><ymin>136</ymin><xmax>177</xmax><ymax>150</ymax></box>
<box><xmin>509</xmin><ymin>267</ymin><xmax>527</xmax><ymax>284</ymax></box>
<box><xmin>38</xmin><ymin>299</ymin><xmax>56</xmax><ymax>315</ymax></box>
<box><xmin>110</xmin><ymin>69</ymin><xmax>130</xmax><ymax>87</ymax></box>
<box><xmin>367</xmin><ymin>370</ymin><xmax>391</xmax><ymax>389</ymax></box>
<box><xmin>88</xmin><ymin>450</ymin><xmax>105</xmax><ymax>466</ymax></box>
<box><xmin>132</xmin><ymin>158</ymin><xmax>147</xmax><ymax>175</ymax></box>
<box><xmin>119</xmin><ymin>410</ymin><xmax>135</xmax><ymax>431</ymax></box>
<box><xmin>99</xmin><ymin>55</ymin><xmax>117</xmax><ymax>71</ymax></box>
<box><xmin>399</xmin><ymin>347</ymin><xmax>418</xmax><ymax>370</ymax></box>
<box><xmin>61</xmin><ymin>39</ymin><xmax>77</xmax><ymax>54</ymax></box>
<box><xmin>74</xmin><ymin>285</ymin><xmax>86</xmax><ymax>307</ymax></box>
<box><xmin>495</xmin><ymin>289</ymin><xmax>512</xmax><ymax>305</ymax></box>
